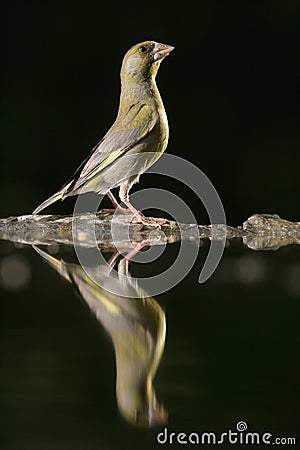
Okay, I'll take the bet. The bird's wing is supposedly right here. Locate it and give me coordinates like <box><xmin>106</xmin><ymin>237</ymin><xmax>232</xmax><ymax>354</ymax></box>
<box><xmin>64</xmin><ymin>103</ymin><xmax>157</xmax><ymax>194</ymax></box>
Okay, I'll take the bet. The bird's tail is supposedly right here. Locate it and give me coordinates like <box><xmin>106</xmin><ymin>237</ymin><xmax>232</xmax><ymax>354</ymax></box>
<box><xmin>32</xmin><ymin>191</ymin><xmax>64</xmax><ymax>215</ymax></box>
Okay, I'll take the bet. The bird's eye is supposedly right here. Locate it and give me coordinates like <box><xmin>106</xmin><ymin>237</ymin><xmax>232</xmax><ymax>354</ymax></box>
<box><xmin>138</xmin><ymin>46</ymin><xmax>147</xmax><ymax>53</ymax></box>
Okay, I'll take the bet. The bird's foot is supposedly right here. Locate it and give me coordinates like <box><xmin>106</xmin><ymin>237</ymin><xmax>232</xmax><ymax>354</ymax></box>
<box><xmin>124</xmin><ymin>239</ymin><xmax>151</xmax><ymax>260</ymax></box>
<box><xmin>120</xmin><ymin>199</ymin><xmax>164</xmax><ymax>228</ymax></box>
<box><xmin>130</xmin><ymin>213</ymin><xmax>162</xmax><ymax>229</ymax></box>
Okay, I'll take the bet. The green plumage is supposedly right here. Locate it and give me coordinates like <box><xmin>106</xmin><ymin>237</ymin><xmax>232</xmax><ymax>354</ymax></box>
<box><xmin>33</xmin><ymin>41</ymin><xmax>174</xmax><ymax>217</ymax></box>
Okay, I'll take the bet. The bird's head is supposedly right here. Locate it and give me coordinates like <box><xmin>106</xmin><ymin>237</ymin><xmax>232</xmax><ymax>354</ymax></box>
<box><xmin>121</xmin><ymin>41</ymin><xmax>174</xmax><ymax>83</ymax></box>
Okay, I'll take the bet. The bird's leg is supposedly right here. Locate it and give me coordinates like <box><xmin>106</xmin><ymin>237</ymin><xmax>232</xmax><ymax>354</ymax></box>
<box><xmin>122</xmin><ymin>199</ymin><xmax>162</xmax><ymax>229</ymax></box>
<box><xmin>124</xmin><ymin>239</ymin><xmax>151</xmax><ymax>261</ymax></box>
<box><xmin>107</xmin><ymin>239</ymin><xmax>150</xmax><ymax>273</ymax></box>
<box><xmin>107</xmin><ymin>249</ymin><xmax>121</xmax><ymax>270</ymax></box>
<box><xmin>107</xmin><ymin>191</ymin><xmax>126</xmax><ymax>210</ymax></box>
<box><xmin>100</xmin><ymin>191</ymin><xmax>129</xmax><ymax>214</ymax></box>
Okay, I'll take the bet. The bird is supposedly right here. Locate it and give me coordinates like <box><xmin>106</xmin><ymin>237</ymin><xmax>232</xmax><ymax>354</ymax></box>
<box><xmin>32</xmin><ymin>40</ymin><xmax>174</xmax><ymax>226</ymax></box>
<box><xmin>33</xmin><ymin>243</ymin><xmax>167</xmax><ymax>427</ymax></box>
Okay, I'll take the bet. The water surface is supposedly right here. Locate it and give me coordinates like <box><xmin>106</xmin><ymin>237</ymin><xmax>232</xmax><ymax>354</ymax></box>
<box><xmin>0</xmin><ymin>237</ymin><xmax>299</xmax><ymax>449</ymax></box>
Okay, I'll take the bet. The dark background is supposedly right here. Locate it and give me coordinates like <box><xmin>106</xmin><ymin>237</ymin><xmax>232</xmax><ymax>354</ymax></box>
<box><xmin>2</xmin><ymin>0</ymin><xmax>300</xmax><ymax>225</ymax></box>
<box><xmin>1</xmin><ymin>2</ymin><xmax>300</xmax><ymax>449</ymax></box>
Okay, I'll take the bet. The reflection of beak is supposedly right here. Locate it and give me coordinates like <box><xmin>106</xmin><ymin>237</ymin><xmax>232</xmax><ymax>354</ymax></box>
<box><xmin>153</xmin><ymin>44</ymin><xmax>174</xmax><ymax>62</ymax></box>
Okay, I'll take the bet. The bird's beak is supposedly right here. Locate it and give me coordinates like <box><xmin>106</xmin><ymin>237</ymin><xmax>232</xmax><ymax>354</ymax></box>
<box><xmin>153</xmin><ymin>43</ymin><xmax>174</xmax><ymax>62</ymax></box>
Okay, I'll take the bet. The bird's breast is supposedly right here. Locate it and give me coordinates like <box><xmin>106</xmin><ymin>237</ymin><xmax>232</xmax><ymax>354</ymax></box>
<box><xmin>150</xmin><ymin>106</ymin><xmax>169</xmax><ymax>153</ymax></box>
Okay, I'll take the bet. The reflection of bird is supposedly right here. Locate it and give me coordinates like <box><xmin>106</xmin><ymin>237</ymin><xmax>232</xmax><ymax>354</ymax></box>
<box><xmin>32</xmin><ymin>41</ymin><xmax>174</xmax><ymax>226</ymax></box>
<box><xmin>33</xmin><ymin>244</ymin><xmax>167</xmax><ymax>427</ymax></box>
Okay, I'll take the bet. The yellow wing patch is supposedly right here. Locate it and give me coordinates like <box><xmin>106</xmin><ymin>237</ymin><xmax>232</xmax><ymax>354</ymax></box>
<box><xmin>83</xmin><ymin>148</ymin><xmax>125</xmax><ymax>180</ymax></box>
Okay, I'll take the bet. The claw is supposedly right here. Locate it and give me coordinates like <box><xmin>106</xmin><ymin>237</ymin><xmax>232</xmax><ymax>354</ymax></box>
<box><xmin>130</xmin><ymin>213</ymin><xmax>162</xmax><ymax>229</ymax></box>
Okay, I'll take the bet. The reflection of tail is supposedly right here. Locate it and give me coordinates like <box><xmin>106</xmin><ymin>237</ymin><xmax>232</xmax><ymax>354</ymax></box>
<box><xmin>32</xmin><ymin>191</ymin><xmax>64</xmax><ymax>214</ymax></box>
<box><xmin>33</xmin><ymin>244</ymin><xmax>167</xmax><ymax>427</ymax></box>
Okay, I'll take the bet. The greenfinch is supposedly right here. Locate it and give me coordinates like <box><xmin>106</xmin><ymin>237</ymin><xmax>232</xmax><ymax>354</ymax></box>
<box><xmin>32</xmin><ymin>40</ymin><xmax>174</xmax><ymax>225</ymax></box>
<box><xmin>34</xmin><ymin>244</ymin><xmax>167</xmax><ymax>426</ymax></box>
